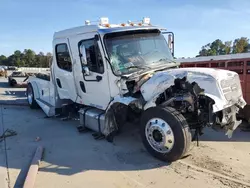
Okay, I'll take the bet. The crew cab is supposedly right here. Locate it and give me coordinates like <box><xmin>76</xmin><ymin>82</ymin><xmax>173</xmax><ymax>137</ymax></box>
<box><xmin>26</xmin><ymin>17</ymin><xmax>246</xmax><ymax>162</ymax></box>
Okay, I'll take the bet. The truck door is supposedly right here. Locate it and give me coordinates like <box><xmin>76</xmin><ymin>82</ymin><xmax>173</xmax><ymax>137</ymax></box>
<box><xmin>53</xmin><ymin>38</ymin><xmax>77</xmax><ymax>101</ymax></box>
<box><xmin>69</xmin><ymin>33</ymin><xmax>111</xmax><ymax>110</ymax></box>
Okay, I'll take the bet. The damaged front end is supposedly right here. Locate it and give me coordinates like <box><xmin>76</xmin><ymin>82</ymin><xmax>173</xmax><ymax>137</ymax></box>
<box><xmin>140</xmin><ymin>68</ymin><xmax>246</xmax><ymax>139</ymax></box>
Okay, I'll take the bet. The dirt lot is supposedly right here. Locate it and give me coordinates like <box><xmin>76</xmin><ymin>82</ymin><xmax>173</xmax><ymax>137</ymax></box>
<box><xmin>0</xmin><ymin>77</ymin><xmax>250</xmax><ymax>188</ymax></box>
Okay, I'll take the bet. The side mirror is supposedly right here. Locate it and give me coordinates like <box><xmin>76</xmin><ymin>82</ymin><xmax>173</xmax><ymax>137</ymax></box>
<box><xmin>82</xmin><ymin>66</ymin><xmax>90</xmax><ymax>76</ymax></box>
<box><xmin>162</xmin><ymin>31</ymin><xmax>175</xmax><ymax>57</ymax></box>
<box><xmin>167</xmin><ymin>33</ymin><xmax>174</xmax><ymax>57</ymax></box>
<box><xmin>79</xmin><ymin>44</ymin><xmax>87</xmax><ymax>65</ymax></box>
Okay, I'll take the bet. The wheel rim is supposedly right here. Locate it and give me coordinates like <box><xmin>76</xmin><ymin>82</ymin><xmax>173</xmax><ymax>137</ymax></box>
<box><xmin>145</xmin><ymin>118</ymin><xmax>174</xmax><ymax>153</ymax></box>
<box><xmin>27</xmin><ymin>86</ymin><xmax>33</xmax><ymax>105</ymax></box>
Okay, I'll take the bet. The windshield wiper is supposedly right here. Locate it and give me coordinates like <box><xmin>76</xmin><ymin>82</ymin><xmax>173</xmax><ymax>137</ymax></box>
<box><xmin>152</xmin><ymin>58</ymin><xmax>177</xmax><ymax>65</ymax></box>
<box><xmin>126</xmin><ymin>65</ymin><xmax>150</xmax><ymax>70</ymax></box>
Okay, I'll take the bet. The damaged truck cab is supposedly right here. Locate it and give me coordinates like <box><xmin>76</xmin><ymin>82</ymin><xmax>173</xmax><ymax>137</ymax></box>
<box><xmin>27</xmin><ymin>17</ymin><xmax>246</xmax><ymax>162</ymax></box>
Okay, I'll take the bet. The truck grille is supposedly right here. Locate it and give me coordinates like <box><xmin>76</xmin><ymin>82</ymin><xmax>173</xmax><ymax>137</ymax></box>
<box><xmin>221</xmin><ymin>76</ymin><xmax>242</xmax><ymax>101</ymax></box>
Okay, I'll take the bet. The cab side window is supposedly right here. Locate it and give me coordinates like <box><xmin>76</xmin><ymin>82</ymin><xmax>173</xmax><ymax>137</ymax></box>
<box><xmin>56</xmin><ymin>44</ymin><xmax>72</xmax><ymax>72</ymax></box>
<box><xmin>79</xmin><ymin>39</ymin><xmax>104</xmax><ymax>74</ymax></box>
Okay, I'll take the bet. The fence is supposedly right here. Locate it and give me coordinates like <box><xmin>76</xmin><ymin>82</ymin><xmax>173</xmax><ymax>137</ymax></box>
<box><xmin>17</xmin><ymin>67</ymin><xmax>50</xmax><ymax>72</ymax></box>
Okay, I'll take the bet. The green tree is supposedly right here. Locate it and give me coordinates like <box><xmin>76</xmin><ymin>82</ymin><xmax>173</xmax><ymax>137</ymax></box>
<box><xmin>36</xmin><ymin>52</ymin><xmax>46</xmax><ymax>67</ymax></box>
<box><xmin>198</xmin><ymin>37</ymin><xmax>249</xmax><ymax>56</ymax></box>
<box><xmin>210</xmin><ymin>39</ymin><xmax>225</xmax><ymax>55</ymax></box>
<box><xmin>224</xmin><ymin>41</ymin><xmax>232</xmax><ymax>54</ymax></box>
<box><xmin>23</xmin><ymin>49</ymin><xmax>36</xmax><ymax>67</ymax></box>
<box><xmin>0</xmin><ymin>50</ymin><xmax>53</xmax><ymax>67</ymax></box>
<box><xmin>7</xmin><ymin>55</ymin><xmax>15</xmax><ymax>66</ymax></box>
<box><xmin>232</xmin><ymin>37</ymin><xmax>249</xmax><ymax>53</ymax></box>
<box><xmin>0</xmin><ymin>55</ymin><xmax>7</xmax><ymax>65</ymax></box>
<box><xmin>198</xmin><ymin>39</ymin><xmax>225</xmax><ymax>56</ymax></box>
<box><xmin>12</xmin><ymin>50</ymin><xmax>25</xmax><ymax>67</ymax></box>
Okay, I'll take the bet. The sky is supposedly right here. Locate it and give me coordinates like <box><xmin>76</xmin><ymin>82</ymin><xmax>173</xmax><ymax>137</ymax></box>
<box><xmin>0</xmin><ymin>0</ymin><xmax>250</xmax><ymax>58</ymax></box>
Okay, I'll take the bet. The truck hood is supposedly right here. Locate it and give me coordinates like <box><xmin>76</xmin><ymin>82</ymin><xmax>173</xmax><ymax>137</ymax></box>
<box><xmin>140</xmin><ymin>67</ymin><xmax>246</xmax><ymax>112</ymax></box>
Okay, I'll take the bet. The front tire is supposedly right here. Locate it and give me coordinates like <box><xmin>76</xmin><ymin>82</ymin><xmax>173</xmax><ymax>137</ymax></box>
<box><xmin>140</xmin><ymin>106</ymin><xmax>191</xmax><ymax>162</ymax></box>
<box><xmin>27</xmin><ymin>83</ymin><xmax>39</xmax><ymax>109</ymax></box>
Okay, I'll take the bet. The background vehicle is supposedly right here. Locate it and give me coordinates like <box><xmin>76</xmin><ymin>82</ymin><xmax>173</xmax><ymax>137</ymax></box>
<box><xmin>8</xmin><ymin>71</ymin><xmax>29</xmax><ymax>86</ymax></box>
<box><xmin>177</xmin><ymin>53</ymin><xmax>250</xmax><ymax>121</ymax></box>
<box><xmin>0</xmin><ymin>66</ymin><xmax>5</xmax><ymax>77</ymax></box>
<box><xmin>7</xmin><ymin>66</ymin><xmax>17</xmax><ymax>71</ymax></box>
<box><xmin>26</xmin><ymin>17</ymin><xmax>246</xmax><ymax>162</ymax></box>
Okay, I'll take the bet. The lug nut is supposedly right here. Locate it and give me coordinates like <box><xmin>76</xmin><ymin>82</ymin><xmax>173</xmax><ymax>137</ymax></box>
<box><xmin>162</xmin><ymin>123</ymin><xmax>165</xmax><ymax>127</ymax></box>
<box><xmin>168</xmin><ymin>140</ymin><xmax>172</xmax><ymax>143</ymax></box>
<box><xmin>167</xmin><ymin>130</ymin><xmax>171</xmax><ymax>135</ymax></box>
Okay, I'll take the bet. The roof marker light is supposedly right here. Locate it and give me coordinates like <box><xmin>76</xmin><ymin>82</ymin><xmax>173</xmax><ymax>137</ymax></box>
<box><xmin>142</xmin><ymin>17</ymin><xmax>150</xmax><ymax>24</ymax></box>
<box><xmin>104</xmin><ymin>23</ymin><xmax>110</xmax><ymax>27</ymax></box>
<box><xmin>99</xmin><ymin>17</ymin><xmax>109</xmax><ymax>25</ymax></box>
<box><xmin>85</xmin><ymin>20</ymin><xmax>91</xmax><ymax>25</ymax></box>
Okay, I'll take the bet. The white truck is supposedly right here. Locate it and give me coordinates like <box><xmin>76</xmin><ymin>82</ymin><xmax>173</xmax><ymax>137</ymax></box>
<box><xmin>26</xmin><ymin>17</ymin><xmax>246</xmax><ymax>162</ymax></box>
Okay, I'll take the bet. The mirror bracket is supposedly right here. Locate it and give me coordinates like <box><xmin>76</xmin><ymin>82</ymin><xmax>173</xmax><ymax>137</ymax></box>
<box><xmin>94</xmin><ymin>34</ymin><xmax>99</xmax><ymax>41</ymax></box>
<box><xmin>79</xmin><ymin>44</ymin><xmax>87</xmax><ymax>65</ymax></box>
<box><xmin>162</xmin><ymin>31</ymin><xmax>175</xmax><ymax>57</ymax></box>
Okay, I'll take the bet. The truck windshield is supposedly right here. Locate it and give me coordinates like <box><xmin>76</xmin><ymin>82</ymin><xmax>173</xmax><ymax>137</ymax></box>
<box><xmin>104</xmin><ymin>29</ymin><xmax>174</xmax><ymax>75</ymax></box>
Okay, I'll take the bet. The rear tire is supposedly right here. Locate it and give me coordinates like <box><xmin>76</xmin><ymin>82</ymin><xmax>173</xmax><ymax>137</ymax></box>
<box><xmin>140</xmin><ymin>106</ymin><xmax>191</xmax><ymax>162</ymax></box>
<box><xmin>27</xmin><ymin>83</ymin><xmax>39</xmax><ymax>109</ymax></box>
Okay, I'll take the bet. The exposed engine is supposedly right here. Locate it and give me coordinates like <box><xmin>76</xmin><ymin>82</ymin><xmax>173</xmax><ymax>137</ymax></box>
<box><xmin>155</xmin><ymin>76</ymin><xmax>215</xmax><ymax>131</ymax></box>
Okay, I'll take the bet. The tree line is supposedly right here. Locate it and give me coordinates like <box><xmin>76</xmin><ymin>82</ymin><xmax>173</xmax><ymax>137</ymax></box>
<box><xmin>0</xmin><ymin>49</ymin><xmax>52</xmax><ymax>68</ymax></box>
<box><xmin>197</xmin><ymin>37</ymin><xmax>249</xmax><ymax>57</ymax></box>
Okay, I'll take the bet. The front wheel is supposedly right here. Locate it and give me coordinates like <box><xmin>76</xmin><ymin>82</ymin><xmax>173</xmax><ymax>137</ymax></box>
<box><xmin>140</xmin><ymin>106</ymin><xmax>191</xmax><ymax>162</ymax></box>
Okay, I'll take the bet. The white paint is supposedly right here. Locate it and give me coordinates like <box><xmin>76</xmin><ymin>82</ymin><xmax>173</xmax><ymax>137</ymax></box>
<box><xmin>106</xmin><ymin>95</ymin><xmax>138</xmax><ymax>112</ymax></box>
<box><xmin>141</xmin><ymin>67</ymin><xmax>246</xmax><ymax>112</ymax></box>
<box><xmin>52</xmin><ymin>37</ymin><xmax>77</xmax><ymax>102</ymax></box>
<box><xmin>69</xmin><ymin>33</ymin><xmax>111</xmax><ymax>110</ymax></box>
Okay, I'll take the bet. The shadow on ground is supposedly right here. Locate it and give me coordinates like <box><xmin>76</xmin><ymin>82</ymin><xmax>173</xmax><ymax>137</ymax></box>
<box><xmin>0</xmin><ymin>81</ymin><xmax>27</xmax><ymax>105</ymax></box>
<box><xmin>4</xmin><ymin>91</ymin><xmax>26</xmax><ymax>98</ymax></box>
<box><xmin>0</xmin><ymin>80</ymin><xmax>10</xmax><ymax>88</ymax></box>
<box><xmin>0</xmin><ymin>106</ymin><xmax>169</xmax><ymax>188</ymax></box>
<box><xmin>199</xmin><ymin>122</ymin><xmax>250</xmax><ymax>142</ymax></box>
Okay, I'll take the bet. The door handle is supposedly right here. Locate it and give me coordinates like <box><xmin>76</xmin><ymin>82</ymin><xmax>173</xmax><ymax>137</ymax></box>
<box><xmin>79</xmin><ymin>81</ymin><xmax>86</xmax><ymax>93</ymax></box>
<box><xmin>56</xmin><ymin>78</ymin><xmax>62</xmax><ymax>88</ymax></box>
<box><xmin>96</xmin><ymin>75</ymin><xmax>102</xmax><ymax>82</ymax></box>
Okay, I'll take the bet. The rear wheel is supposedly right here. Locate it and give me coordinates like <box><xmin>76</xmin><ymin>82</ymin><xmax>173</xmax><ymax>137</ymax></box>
<box><xmin>27</xmin><ymin>83</ymin><xmax>39</xmax><ymax>109</ymax></box>
<box><xmin>140</xmin><ymin>106</ymin><xmax>191</xmax><ymax>162</ymax></box>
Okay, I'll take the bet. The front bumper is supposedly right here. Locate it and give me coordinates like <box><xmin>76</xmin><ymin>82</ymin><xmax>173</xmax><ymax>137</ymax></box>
<box><xmin>217</xmin><ymin>101</ymin><xmax>246</xmax><ymax>138</ymax></box>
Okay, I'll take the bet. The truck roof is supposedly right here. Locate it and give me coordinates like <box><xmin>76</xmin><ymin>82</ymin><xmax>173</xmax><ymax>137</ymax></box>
<box><xmin>176</xmin><ymin>53</ymin><xmax>250</xmax><ymax>63</ymax></box>
<box><xmin>53</xmin><ymin>17</ymin><xmax>164</xmax><ymax>39</ymax></box>
<box><xmin>53</xmin><ymin>25</ymin><xmax>161</xmax><ymax>39</ymax></box>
